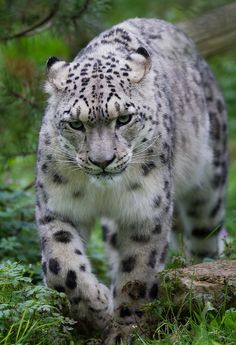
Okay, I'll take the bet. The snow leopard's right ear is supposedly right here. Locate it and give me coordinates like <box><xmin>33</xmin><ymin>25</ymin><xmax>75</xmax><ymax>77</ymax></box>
<box><xmin>44</xmin><ymin>57</ymin><xmax>70</xmax><ymax>94</ymax></box>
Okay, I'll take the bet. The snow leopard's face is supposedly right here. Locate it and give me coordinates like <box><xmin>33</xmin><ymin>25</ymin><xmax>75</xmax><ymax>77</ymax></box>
<box><xmin>45</xmin><ymin>48</ymin><xmax>153</xmax><ymax>180</ymax></box>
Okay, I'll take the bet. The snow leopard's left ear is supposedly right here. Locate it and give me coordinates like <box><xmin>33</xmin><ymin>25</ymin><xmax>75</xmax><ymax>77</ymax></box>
<box><xmin>44</xmin><ymin>56</ymin><xmax>70</xmax><ymax>94</ymax></box>
<box><xmin>126</xmin><ymin>47</ymin><xmax>151</xmax><ymax>83</ymax></box>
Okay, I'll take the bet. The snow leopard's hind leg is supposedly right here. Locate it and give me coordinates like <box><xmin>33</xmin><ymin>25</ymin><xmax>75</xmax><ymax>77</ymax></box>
<box><xmin>177</xmin><ymin>182</ymin><xmax>226</xmax><ymax>260</ymax></box>
<box><xmin>101</xmin><ymin>218</ymin><xmax>120</xmax><ymax>279</ymax></box>
<box><xmin>179</xmin><ymin>65</ymin><xmax>227</xmax><ymax>260</ymax></box>
<box><xmin>101</xmin><ymin>218</ymin><xmax>120</xmax><ymax>299</ymax></box>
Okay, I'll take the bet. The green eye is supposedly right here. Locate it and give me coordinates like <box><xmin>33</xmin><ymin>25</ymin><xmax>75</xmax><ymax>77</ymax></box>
<box><xmin>116</xmin><ymin>114</ymin><xmax>132</xmax><ymax>127</ymax></box>
<box><xmin>68</xmin><ymin>121</ymin><xmax>84</xmax><ymax>131</ymax></box>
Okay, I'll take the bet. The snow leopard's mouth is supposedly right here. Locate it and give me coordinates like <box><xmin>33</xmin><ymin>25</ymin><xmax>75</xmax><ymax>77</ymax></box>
<box><xmin>86</xmin><ymin>167</ymin><xmax>127</xmax><ymax>184</ymax></box>
<box><xmin>96</xmin><ymin>169</ymin><xmax>126</xmax><ymax>178</ymax></box>
<box><xmin>89</xmin><ymin>170</ymin><xmax>126</xmax><ymax>186</ymax></box>
<box><xmin>96</xmin><ymin>172</ymin><xmax>114</xmax><ymax>178</ymax></box>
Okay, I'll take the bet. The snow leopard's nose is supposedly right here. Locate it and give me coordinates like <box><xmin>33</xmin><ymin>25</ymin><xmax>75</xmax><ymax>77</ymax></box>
<box><xmin>88</xmin><ymin>155</ymin><xmax>116</xmax><ymax>169</ymax></box>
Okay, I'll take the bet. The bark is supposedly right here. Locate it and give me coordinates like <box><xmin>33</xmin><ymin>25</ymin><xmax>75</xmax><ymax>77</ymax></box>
<box><xmin>159</xmin><ymin>260</ymin><xmax>236</xmax><ymax>311</ymax></box>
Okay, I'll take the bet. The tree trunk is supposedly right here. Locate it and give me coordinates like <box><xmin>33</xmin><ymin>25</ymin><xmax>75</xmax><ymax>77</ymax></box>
<box><xmin>177</xmin><ymin>2</ymin><xmax>236</xmax><ymax>57</ymax></box>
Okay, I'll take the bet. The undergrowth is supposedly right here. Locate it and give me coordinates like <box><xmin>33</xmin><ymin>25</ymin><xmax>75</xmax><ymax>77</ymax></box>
<box><xmin>0</xmin><ymin>261</ymin><xmax>75</xmax><ymax>345</ymax></box>
<box><xmin>137</xmin><ymin>277</ymin><xmax>236</xmax><ymax>345</ymax></box>
<box><xmin>1</xmin><ymin>259</ymin><xmax>235</xmax><ymax>345</ymax></box>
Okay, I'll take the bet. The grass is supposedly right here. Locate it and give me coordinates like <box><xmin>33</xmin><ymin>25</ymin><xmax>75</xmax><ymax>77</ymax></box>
<box><xmin>0</xmin><ymin>261</ymin><xmax>75</xmax><ymax>345</ymax></box>
<box><xmin>1</xmin><ymin>258</ymin><xmax>235</xmax><ymax>345</ymax></box>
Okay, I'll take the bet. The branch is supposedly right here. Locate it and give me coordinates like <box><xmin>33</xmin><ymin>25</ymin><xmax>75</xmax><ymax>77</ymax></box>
<box><xmin>59</xmin><ymin>0</ymin><xmax>90</xmax><ymax>24</ymax></box>
<box><xmin>74</xmin><ymin>0</ymin><xmax>90</xmax><ymax>20</ymax></box>
<box><xmin>23</xmin><ymin>180</ymin><xmax>35</xmax><ymax>191</ymax></box>
<box><xmin>2</xmin><ymin>3</ymin><xmax>59</xmax><ymax>41</ymax></box>
<box><xmin>1</xmin><ymin>0</ymin><xmax>90</xmax><ymax>41</ymax></box>
<box><xmin>10</xmin><ymin>91</ymin><xmax>40</xmax><ymax>110</ymax></box>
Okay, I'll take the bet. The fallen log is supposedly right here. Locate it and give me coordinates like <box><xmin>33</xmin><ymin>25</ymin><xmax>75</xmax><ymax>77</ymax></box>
<box><xmin>159</xmin><ymin>260</ymin><xmax>236</xmax><ymax>312</ymax></box>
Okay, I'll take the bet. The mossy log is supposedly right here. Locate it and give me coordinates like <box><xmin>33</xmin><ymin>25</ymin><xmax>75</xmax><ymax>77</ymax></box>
<box><xmin>159</xmin><ymin>260</ymin><xmax>236</xmax><ymax>312</ymax></box>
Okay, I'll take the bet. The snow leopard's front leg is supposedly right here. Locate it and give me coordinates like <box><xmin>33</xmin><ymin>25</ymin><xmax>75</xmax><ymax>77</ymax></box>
<box><xmin>36</xmin><ymin>185</ymin><xmax>113</xmax><ymax>332</ymax></box>
<box><xmin>106</xmin><ymin>173</ymin><xmax>173</xmax><ymax>342</ymax></box>
<box><xmin>114</xmin><ymin>218</ymin><xmax>170</xmax><ymax>323</ymax></box>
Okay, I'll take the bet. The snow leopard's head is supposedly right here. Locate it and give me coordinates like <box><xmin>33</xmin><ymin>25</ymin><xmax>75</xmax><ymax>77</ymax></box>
<box><xmin>44</xmin><ymin>45</ymin><xmax>155</xmax><ymax>181</ymax></box>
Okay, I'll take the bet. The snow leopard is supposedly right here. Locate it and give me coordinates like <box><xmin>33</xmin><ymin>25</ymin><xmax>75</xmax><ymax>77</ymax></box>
<box><xmin>36</xmin><ymin>18</ymin><xmax>227</xmax><ymax>343</ymax></box>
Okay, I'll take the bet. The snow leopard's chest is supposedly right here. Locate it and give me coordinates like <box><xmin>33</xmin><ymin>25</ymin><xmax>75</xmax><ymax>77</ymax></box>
<box><xmin>45</xmin><ymin>166</ymin><xmax>165</xmax><ymax>227</ymax></box>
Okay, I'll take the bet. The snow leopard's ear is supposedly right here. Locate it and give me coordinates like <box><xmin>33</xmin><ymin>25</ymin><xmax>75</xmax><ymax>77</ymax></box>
<box><xmin>126</xmin><ymin>47</ymin><xmax>151</xmax><ymax>83</ymax></box>
<box><xmin>44</xmin><ymin>57</ymin><xmax>70</xmax><ymax>94</ymax></box>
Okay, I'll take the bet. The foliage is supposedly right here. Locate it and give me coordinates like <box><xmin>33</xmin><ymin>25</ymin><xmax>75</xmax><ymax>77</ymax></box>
<box><xmin>104</xmin><ymin>0</ymin><xmax>236</xmax><ymax>25</ymax></box>
<box><xmin>136</xmin><ymin>272</ymin><xmax>236</xmax><ymax>345</ymax></box>
<box><xmin>0</xmin><ymin>0</ymin><xmax>111</xmax><ymax>158</ymax></box>
<box><xmin>0</xmin><ymin>185</ymin><xmax>41</xmax><ymax>277</ymax></box>
<box><xmin>0</xmin><ymin>0</ymin><xmax>111</xmax><ymax>42</ymax></box>
<box><xmin>0</xmin><ymin>261</ymin><xmax>75</xmax><ymax>345</ymax></box>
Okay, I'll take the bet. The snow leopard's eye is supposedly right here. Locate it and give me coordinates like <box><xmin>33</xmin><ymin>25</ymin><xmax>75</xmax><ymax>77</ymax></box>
<box><xmin>116</xmin><ymin>114</ymin><xmax>132</xmax><ymax>127</ymax></box>
<box><xmin>68</xmin><ymin>121</ymin><xmax>84</xmax><ymax>131</ymax></box>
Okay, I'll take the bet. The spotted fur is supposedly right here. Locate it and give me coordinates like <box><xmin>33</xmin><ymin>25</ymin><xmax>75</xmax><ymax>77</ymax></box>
<box><xmin>36</xmin><ymin>18</ymin><xmax>227</xmax><ymax>342</ymax></box>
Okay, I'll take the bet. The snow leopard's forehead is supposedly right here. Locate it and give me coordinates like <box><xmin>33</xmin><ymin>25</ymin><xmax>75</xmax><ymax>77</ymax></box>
<box><xmin>46</xmin><ymin>44</ymin><xmax>151</xmax><ymax>123</ymax></box>
<box><xmin>58</xmin><ymin>56</ymin><xmax>135</xmax><ymax>122</ymax></box>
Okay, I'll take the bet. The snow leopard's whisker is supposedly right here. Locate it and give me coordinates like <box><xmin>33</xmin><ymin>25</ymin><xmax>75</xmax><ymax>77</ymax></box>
<box><xmin>41</xmin><ymin>146</ymin><xmax>83</xmax><ymax>171</ymax></box>
<box><xmin>131</xmin><ymin>153</ymin><xmax>159</xmax><ymax>163</ymax></box>
<box><xmin>133</xmin><ymin>132</ymin><xmax>161</xmax><ymax>150</ymax></box>
<box><xmin>48</xmin><ymin>149</ymin><xmax>79</xmax><ymax>165</ymax></box>
<box><xmin>128</xmin><ymin>161</ymin><xmax>148</xmax><ymax>165</ymax></box>
<box><xmin>69</xmin><ymin>167</ymin><xmax>84</xmax><ymax>173</ymax></box>
<box><xmin>64</xmin><ymin>160</ymin><xmax>84</xmax><ymax>170</ymax></box>
<box><xmin>49</xmin><ymin>145</ymin><xmax>74</xmax><ymax>155</ymax></box>
<box><xmin>132</xmin><ymin>153</ymin><xmax>158</xmax><ymax>160</ymax></box>
<box><xmin>133</xmin><ymin>134</ymin><xmax>161</xmax><ymax>155</ymax></box>
<box><xmin>60</xmin><ymin>160</ymin><xmax>81</xmax><ymax>169</ymax></box>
